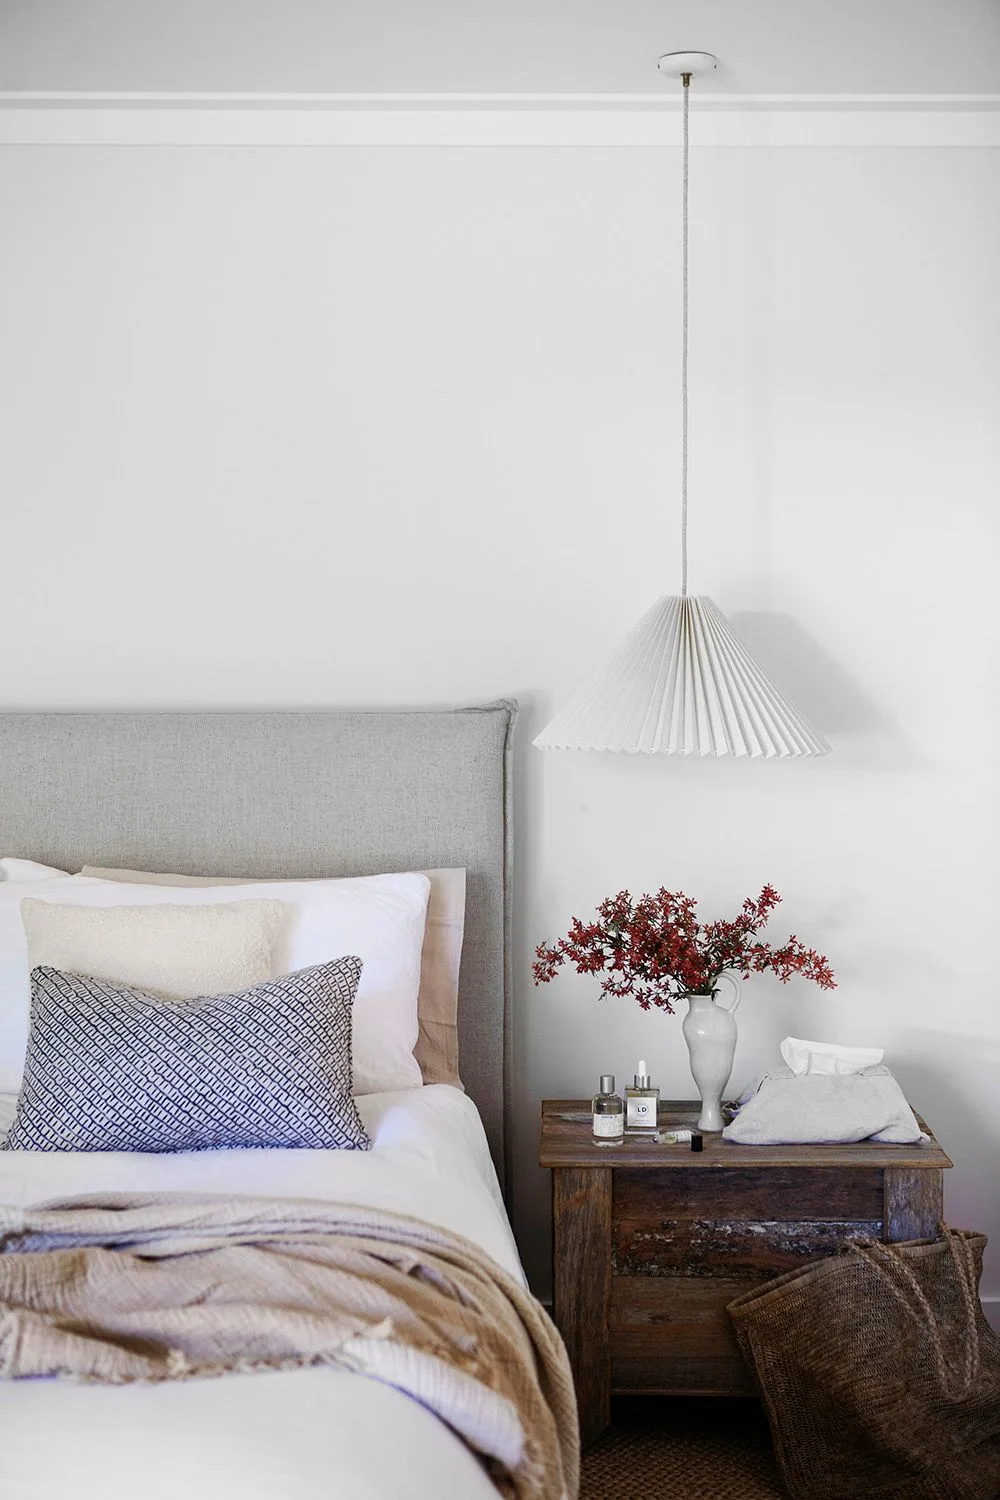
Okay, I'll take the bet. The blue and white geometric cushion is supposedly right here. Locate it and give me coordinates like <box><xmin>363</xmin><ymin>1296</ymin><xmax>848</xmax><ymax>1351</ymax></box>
<box><xmin>2</xmin><ymin>957</ymin><xmax>371</xmax><ymax>1153</ymax></box>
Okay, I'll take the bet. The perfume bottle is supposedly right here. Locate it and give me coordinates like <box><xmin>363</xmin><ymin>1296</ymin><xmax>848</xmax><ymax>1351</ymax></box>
<box><xmin>591</xmin><ymin>1074</ymin><xmax>624</xmax><ymax>1146</ymax></box>
<box><xmin>625</xmin><ymin>1060</ymin><xmax>660</xmax><ymax>1136</ymax></box>
<box><xmin>660</xmin><ymin>1128</ymin><xmax>704</xmax><ymax>1151</ymax></box>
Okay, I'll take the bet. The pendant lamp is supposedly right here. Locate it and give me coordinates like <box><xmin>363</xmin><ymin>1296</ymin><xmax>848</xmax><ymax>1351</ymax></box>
<box><xmin>534</xmin><ymin>53</ymin><xmax>830</xmax><ymax>758</ymax></box>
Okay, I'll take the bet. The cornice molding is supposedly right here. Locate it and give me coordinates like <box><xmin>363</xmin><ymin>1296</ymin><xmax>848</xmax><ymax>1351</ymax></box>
<box><xmin>3</xmin><ymin>90</ymin><xmax>999</xmax><ymax>107</ymax></box>
<box><xmin>1</xmin><ymin>91</ymin><xmax>997</xmax><ymax>147</ymax></box>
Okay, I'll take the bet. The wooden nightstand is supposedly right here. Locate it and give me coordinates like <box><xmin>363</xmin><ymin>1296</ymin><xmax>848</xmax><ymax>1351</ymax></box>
<box><xmin>539</xmin><ymin>1098</ymin><xmax>952</xmax><ymax>1446</ymax></box>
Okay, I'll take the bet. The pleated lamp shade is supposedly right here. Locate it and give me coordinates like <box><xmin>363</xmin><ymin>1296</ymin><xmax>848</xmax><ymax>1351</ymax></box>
<box><xmin>533</xmin><ymin>594</ymin><xmax>830</xmax><ymax>758</ymax></box>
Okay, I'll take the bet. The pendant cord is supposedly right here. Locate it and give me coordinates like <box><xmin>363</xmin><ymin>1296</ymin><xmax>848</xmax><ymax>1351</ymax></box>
<box><xmin>680</xmin><ymin>72</ymin><xmax>690</xmax><ymax>596</ymax></box>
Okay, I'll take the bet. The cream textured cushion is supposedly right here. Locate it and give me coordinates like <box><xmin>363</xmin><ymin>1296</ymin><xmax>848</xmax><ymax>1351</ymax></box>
<box><xmin>21</xmin><ymin>898</ymin><xmax>285</xmax><ymax>1001</ymax></box>
<box><xmin>81</xmin><ymin>865</ymin><xmax>466</xmax><ymax>1090</ymax></box>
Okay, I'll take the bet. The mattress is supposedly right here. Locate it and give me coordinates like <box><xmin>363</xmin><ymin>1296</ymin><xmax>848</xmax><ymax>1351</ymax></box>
<box><xmin>0</xmin><ymin>1084</ymin><xmax>521</xmax><ymax>1500</ymax></box>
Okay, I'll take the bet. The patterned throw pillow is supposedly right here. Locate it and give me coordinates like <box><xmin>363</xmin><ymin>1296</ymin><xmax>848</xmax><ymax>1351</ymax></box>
<box><xmin>2</xmin><ymin>959</ymin><xmax>371</xmax><ymax>1153</ymax></box>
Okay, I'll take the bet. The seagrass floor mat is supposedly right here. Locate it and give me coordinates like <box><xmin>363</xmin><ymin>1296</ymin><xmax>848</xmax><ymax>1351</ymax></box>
<box><xmin>580</xmin><ymin>1396</ymin><xmax>786</xmax><ymax>1499</ymax></box>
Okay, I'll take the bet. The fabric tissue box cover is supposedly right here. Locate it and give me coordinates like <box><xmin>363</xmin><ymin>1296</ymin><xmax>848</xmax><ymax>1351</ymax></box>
<box><xmin>2</xmin><ymin>959</ymin><xmax>371</xmax><ymax>1154</ymax></box>
<box><xmin>723</xmin><ymin>1065</ymin><xmax>925</xmax><ymax>1145</ymax></box>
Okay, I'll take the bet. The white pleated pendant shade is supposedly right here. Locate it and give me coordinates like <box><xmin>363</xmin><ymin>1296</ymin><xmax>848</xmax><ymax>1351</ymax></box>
<box><xmin>534</xmin><ymin>594</ymin><xmax>830</xmax><ymax>757</ymax></box>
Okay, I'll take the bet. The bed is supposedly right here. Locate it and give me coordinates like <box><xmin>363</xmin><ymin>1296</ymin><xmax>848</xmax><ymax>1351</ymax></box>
<box><xmin>0</xmin><ymin>704</ymin><xmax>574</xmax><ymax>1500</ymax></box>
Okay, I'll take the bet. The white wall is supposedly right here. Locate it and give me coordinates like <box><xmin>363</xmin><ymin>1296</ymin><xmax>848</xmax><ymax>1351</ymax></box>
<box><xmin>0</xmin><ymin>111</ymin><xmax>998</xmax><ymax>1305</ymax></box>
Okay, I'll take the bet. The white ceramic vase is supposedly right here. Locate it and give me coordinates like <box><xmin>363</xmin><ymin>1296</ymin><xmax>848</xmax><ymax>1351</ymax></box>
<box><xmin>681</xmin><ymin>975</ymin><xmax>742</xmax><ymax>1132</ymax></box>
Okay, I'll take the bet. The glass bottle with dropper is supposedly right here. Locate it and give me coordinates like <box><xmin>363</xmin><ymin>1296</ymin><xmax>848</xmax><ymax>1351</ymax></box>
<box><xmin>625</xmin><ymin>1060</ymin><xmax>660</xmax><ymax>1137</ymax></box>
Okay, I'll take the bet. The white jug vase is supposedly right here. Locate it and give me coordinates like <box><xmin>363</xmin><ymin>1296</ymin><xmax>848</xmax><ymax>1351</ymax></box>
<box><xmin>681</xmin><ymin>974</ymin><xmax>742</xmax><ymax>1132</ymax></box>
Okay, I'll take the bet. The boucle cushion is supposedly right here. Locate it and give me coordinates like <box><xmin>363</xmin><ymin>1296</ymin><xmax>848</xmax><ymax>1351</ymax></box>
<box><xmin>20</xmin><ymin>897</ymin><xmax>285</xmax><ymax>1000</ymax></box>
<box><xmin>2</xmin><ymin>959</ymin><xmax>370</xmax><ymax>1154</ymax></box>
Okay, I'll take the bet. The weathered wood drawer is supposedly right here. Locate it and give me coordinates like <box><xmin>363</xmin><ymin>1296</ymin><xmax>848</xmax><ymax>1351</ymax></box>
<box><xmin>612</xmin><ymin>1274</ymin><xmax>756</xmax><ymax>1394</ymax></box>
<box><xmin>609</xmin><ymin>1166</ymin><xmax>886</xmax><ymax>1393</ymax></box>
<box><xmin>612</xmin><ymin>1166</ymin><xmax>884</xmax><ymax>1279</ymax></box>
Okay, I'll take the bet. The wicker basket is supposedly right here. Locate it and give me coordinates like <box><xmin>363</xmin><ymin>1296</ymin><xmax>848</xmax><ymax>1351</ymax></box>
<box><xmin>727</xmin><ymin>1226</ymin><xmax>1000</xmax><ymax>1499</ymax></box>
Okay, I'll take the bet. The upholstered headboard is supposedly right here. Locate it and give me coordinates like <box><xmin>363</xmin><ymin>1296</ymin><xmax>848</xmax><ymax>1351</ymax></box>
<box><xmin>0</xmin><ymin>702</ymin><xmax>516</xmax><ymax>1189</ymax></box>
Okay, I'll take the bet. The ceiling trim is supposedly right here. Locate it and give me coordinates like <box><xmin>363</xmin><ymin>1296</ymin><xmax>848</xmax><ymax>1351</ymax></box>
<box><xmin>2</xmin><ymin>90</ymin><xmax>999</xmax><ymax>108</ymax></box>
<box><xmin>1</xmin><ymin>93</ymin><xmax>997</xmax><ymax>147</ymax></box>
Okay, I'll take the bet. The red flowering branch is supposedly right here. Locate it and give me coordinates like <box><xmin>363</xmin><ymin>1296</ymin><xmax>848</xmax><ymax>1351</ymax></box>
<box><xmin>532</xmin><ymin>884</ymin><xmax>835</xmax><ymax>1013</ymax></box>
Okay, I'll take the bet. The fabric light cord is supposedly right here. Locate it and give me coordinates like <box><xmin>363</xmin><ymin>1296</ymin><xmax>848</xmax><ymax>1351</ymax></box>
<box><xmin>680</xmin><ymin>72</ymin><xmax>690</xmax><ymax>596</ymax></box>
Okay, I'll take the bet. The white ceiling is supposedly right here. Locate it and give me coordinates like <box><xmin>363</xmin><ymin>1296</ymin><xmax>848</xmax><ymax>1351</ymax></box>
<box><xmin>2</xmin><ymin>0</ymin><xmax>999</xmax><ymax>96</ymax></box>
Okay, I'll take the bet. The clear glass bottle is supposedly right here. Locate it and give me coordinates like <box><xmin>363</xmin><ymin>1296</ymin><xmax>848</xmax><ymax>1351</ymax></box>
<box><xmin>592</xmin><ymin>1074</ymin><xmax>624</xmax><ymax>1146</ymax></box>
<box><xmin>625</xmin><ymin>1060</ymin><xmax>660</xmax><ymax>1137</ymax></box>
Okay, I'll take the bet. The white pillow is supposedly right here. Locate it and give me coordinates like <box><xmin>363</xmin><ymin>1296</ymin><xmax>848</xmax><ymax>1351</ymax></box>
<box><xmin>0</xmin><ymin>859</ymin><xmax>69</xmax><ymax>882</ymax></box>
<box><xmin>0</xmin><ymin>876</ymin><xmax>101</xmax><ymax>1092</ymax></box>
<box><xmin>0</xmin><ymin>872</ymin><xmax>429</xmax><ymax>1098</ymax></box>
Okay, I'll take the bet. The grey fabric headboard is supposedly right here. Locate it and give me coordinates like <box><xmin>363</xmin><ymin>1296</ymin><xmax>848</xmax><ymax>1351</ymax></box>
<box><xmin>0</xmin><ymin>702</ymin><xmax>516</xmax><ymax>1190</ymax></box>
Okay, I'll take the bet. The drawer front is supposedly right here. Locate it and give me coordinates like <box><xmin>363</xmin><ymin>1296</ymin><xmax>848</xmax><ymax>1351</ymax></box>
<box><xmin>610</xmin><ymin>1166</ymin><xmax>884</xmax><ymax>1394</ymax></box>
<box><xmin>611</xmin><ymin>1275</ymin><xmax>755</xmax><ymax>1395</ymax></box>
<box><xmin>612</xmin><ymin>1166</ymin><xmax>884</xmax><ymax>1278</ymax></box>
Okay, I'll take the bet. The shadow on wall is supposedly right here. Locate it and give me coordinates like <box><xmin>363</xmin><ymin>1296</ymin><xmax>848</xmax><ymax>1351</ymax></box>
<box><xmin>892</xmin><ymin>1030</ymin><xmax>1000</xmax><ymax>1301</ymax></box>
<box><xmin>728</xmin><ymin>608</ymin><xmax>924</xmax><ymax>769</ymax></box>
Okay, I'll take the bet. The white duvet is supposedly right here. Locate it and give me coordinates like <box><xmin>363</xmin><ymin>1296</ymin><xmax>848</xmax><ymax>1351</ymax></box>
<box><xmin>0</xmin><ymin>1085</ymin><xmax>522</xmax><ymax>1500</ymax></box>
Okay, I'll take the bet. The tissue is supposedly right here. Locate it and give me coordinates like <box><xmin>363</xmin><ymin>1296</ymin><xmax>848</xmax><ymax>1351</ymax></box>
<box><xmin>779</xmin><ymin>1036</ymin><xmax>884</xmax><ymax>1077</ymax></box>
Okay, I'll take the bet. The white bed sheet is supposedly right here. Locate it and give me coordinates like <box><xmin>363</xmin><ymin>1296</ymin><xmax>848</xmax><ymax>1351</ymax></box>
<box><xmin>0</xmin><ymin>1085</ymin><xmax>522</xmax><ymax>1500</ymax></box>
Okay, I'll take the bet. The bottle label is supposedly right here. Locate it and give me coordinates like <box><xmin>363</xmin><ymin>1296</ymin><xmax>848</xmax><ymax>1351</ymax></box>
<box><xmin>593</xmin><ymin>1114</ymin><xmax>624</xmax><ymax>1138</ymax></box>
<box><xmin>627</xmin><ymin>1096</ymin><xmax>656</xmax><ymax>1128</ymax></box>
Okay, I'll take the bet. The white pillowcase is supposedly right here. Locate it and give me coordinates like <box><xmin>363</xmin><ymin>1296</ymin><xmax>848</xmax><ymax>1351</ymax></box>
<box><xmin>0</xmin><ymin>872</ymin><xmax>429</xmax><ymax>1098</ymax></box>
<box><xmin>0</xmin><ymin>859</ymin><xmax>69</xmax><ymax>882</ymax></box>
<box><xmin>0</xmin><ymin>876</ymin><xmax>104</xmax><ymax>1093</ymax></box>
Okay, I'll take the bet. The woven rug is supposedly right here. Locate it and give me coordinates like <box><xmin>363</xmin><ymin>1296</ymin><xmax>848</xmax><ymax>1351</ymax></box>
<box><xmin>580</xmin><ymin>1396</ymin><xmax>787</xmax><ymax>1499</ymax></box>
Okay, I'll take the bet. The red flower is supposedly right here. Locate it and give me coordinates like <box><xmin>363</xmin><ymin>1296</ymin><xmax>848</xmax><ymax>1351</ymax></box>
<box><xmin>532</xmin><ymin>885</ymin><xmax>835</xmax><ymax>1013</ymax></box>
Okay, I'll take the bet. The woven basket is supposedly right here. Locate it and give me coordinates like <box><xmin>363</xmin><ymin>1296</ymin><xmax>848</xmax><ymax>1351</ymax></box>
<box><xmin>727</xmin><ymin>1226</ymin><xmax>1000</xmax><ymax>1500</ymax></box>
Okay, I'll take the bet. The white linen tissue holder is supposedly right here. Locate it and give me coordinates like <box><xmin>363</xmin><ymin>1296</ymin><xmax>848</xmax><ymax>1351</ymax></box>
<box><xmin>723</xmin><ymin>1036</ymin><xmax>926</xmax><ymax>1146</ymax></box>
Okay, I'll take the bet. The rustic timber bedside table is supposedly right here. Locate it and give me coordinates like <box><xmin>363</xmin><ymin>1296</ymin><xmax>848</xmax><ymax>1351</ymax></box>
<box><xmin>539</xmin><ymin>1097</ymin><xmax>952</xmax><ymax>1446</ymax></box>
